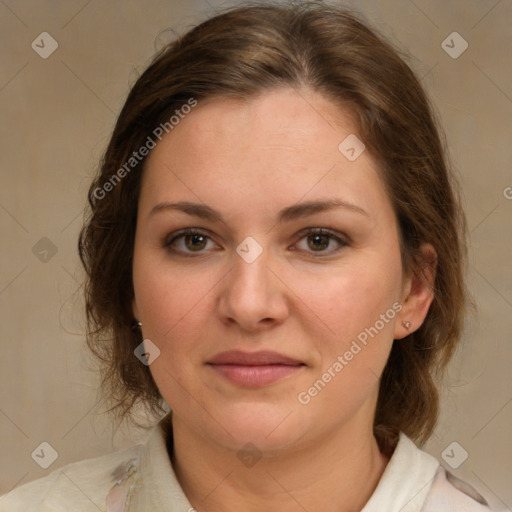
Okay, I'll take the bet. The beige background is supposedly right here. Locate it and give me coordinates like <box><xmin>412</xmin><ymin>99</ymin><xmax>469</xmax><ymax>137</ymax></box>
<box><xmin>1</xmin><ymin>0</ymin><xmax>511</xmax><ymax>509</ymax></box>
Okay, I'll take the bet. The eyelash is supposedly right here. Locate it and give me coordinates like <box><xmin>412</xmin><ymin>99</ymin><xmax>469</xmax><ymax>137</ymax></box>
<box><xmin>163</xmin><ymin>227</ymin><xmax>349</xmax><ymax>257</ymax></box>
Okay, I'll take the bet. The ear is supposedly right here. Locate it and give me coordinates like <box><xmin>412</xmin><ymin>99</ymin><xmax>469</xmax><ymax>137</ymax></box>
<box><xmin>394</xmin><ymin>243</ymin><xmax>437</xmax><ymax>340</ymax></box>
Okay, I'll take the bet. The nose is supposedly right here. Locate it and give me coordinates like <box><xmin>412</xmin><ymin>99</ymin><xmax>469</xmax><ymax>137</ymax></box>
<box><xmin>217</xmin><ymin>244</ymin><xmax>290</xmax><ymax>332</ymax></box>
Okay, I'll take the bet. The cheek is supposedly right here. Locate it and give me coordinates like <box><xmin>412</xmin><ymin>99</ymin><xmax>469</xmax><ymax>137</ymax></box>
<box><xmin>301</xmin><ymin>251</ymin><xmax>403</xmax><ymax>388</ymax></box>
<box><xmin>296</xmin><ymin>265</ymin><xmax>401</xmax><ymax>417</ymax></box>
<box><xmin>310</xmin><ymin>256</ymin><xmax>402</xmax><ymax>333</ymax></box>
<box><xmin>133</xmin><ymin>245</ymin><xmax>188</xmax><ymax>319</ymax></box>
<box><xmin>132</xmin><ymin>255</ymin><xmax>214</xmax><ymax>406</ymax></box>
<box><xmin>132</xmin><ymin>252</ymin><xmax>217</xmax><ymax>356</ymax></box>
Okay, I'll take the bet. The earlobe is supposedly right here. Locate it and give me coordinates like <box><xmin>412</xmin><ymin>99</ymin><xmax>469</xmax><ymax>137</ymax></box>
<box><xmin>394</xmin><ymin>243</ymin><xmax>437</xmax><ymax>340</ymax></box>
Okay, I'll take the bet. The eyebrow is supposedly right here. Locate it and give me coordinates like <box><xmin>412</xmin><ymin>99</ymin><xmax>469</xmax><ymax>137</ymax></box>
<box><xmin>149</xmin><ymin>198</ymin><xmax>369</xmax><ymax>223</ymax></box>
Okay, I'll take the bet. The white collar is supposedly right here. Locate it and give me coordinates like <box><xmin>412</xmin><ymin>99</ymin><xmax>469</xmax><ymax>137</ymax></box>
<box><xmin>120</xmin><ymin>419</ymin><xmax>439</xmax><ymax>511</ymax></box>
<box><xmin>124</xmin><ymin>415</ymin><xmax>192</xmax><ymax>511</ymax></box>
<box><xmin>362</xmin><ymin>432</ymin><xmax>440</xmax><ymax>512</ymax></box>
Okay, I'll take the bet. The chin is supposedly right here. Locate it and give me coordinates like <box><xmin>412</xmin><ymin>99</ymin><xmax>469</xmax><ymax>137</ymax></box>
<box><xmin>205</xmin><ymin>402</ymin><xmax>309</xmax><ymax>454</ymax></box>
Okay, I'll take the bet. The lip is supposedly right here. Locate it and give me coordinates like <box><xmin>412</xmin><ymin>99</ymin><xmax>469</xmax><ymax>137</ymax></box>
<box><xmin>207</xmin><ymin>350</ymin><xmax>305</xmax><ymax>387</ymax></box>
<box><xmin>208</xmin><ymin>350</ymin><xmax>303</xmax><ymax>366</ymax></box>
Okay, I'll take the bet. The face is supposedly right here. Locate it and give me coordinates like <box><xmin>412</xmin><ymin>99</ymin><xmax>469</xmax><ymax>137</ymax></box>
<box><xmin>132</xmin><ymin>88</ymin><xmax>416</xmax><ymax>454</ymax></box>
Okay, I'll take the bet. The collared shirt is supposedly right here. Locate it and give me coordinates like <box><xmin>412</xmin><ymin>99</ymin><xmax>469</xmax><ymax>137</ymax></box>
<box><xmin>0</xmin><ymin>414</ymin><xmax>500</xmax><ymax>511</ymax></box>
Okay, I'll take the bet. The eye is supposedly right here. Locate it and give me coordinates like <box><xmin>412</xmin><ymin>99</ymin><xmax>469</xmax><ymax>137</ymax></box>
<box><xmin>163</xmin><ymin>227</ymin><xmax>348</xmax><ymax>257</ymax></box>
<box><xmin>293</xmin><ymin>228</ymin><xmax>348</xmax><ymax>255</ymax></box>
<box><xmin>163</xmin><ymin>228</ymin><xmax>218</xmax><ymax>255</ymax></box>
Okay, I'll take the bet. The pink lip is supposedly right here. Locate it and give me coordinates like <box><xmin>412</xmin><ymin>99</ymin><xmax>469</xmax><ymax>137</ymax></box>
<box><xmin>207</xmin><ymin>350</ymin><xmax>305</xmax><ymax>387</ymax></box>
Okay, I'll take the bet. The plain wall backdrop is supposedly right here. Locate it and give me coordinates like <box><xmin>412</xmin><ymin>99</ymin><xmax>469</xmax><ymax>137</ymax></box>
<box><xmin>1</xmin><ymin>0</ymin><xmax>511</xmax><ymax>509</ymax></box>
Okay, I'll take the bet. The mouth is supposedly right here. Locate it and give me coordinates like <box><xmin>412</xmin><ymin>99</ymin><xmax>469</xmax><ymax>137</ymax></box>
<box><xmin>206</xmin><ymin>350</ymin><xmax>306</xmax><ymax>388</ymax></box>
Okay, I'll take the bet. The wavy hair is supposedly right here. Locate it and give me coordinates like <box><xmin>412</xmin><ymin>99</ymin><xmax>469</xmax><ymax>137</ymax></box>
<box><xmin>78</xmin><ymin>2</ymin><xmax>470</xmax><ymax>450</ymax></box>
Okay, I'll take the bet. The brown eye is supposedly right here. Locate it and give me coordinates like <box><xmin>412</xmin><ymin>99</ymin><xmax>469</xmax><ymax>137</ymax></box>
<box><xmin>183</xmin><ymin>233</ymin><xmax>208</xmax><ymax>251</ymax></box>
<box><xmin>294</xmin><ymin>228</ymin><xmax>348</xmax><ymax>256</ymax></box>
<box><xmin>164</xmin><ymin>229</ymin><xmax>218</xmax><ymax>255</ymax></box>
<box><xmin>307</xmin><ymin>233</ymin><xmax>330</xmax><ymax>251</ymax></box>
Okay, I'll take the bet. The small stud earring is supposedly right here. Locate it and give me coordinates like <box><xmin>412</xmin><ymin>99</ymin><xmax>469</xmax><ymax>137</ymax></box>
<box><xmin>402</xmin><ymin>321</ymin><xmax>411</xmax><ymax>330</ymax></box>
<box><xmin>137</xmin><ymin>321</ymin><xmax>142</xmax><ymax>328</ymax></box>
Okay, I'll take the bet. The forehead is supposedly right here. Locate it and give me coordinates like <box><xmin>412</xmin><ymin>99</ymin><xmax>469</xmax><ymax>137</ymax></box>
<box><xmin>139</xmin><ymin>88</ymin><xmax>390</xmax><ymax>224</ymax></box>
<box><xmin>147</xmin><ymin>88</ymin><xmax>356</xmax><ymax>167</ymax></box>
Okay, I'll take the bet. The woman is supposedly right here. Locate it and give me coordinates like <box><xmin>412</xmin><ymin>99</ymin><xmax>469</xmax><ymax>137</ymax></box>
<box><xmin>1</xmin><ymin>2</ymin><xmax>502</xmax><ymax>511</ymax></box>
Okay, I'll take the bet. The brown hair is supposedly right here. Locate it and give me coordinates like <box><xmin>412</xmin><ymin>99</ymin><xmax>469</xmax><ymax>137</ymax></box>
<box><xmin>78</xmin><ymin>2</ymin><xmax>470</xmax><ymax>449</ymax></box>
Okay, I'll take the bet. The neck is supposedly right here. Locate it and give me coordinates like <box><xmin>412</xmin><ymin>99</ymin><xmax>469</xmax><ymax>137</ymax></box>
<box><xmin>169</xmin><ymin>417</ymin><xmax>391</xmax><ymax>512</ymax></box>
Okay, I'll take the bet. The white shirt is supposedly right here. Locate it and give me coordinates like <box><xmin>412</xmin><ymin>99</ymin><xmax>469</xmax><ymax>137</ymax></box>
<box><xmin>0</xmin><ymin>414</ymin><xmax>501</xmax><ymax>511</ymax></box>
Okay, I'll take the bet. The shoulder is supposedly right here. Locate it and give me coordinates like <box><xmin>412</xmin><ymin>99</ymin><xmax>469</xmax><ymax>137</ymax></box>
<box><xmin>0</xmin><ymin>443</ymin><xmax>143</xmax><ymax>512</ymax></box>
<box><xmin>422</xmin><ymin>464</ymin><xmax>501</xmax><ymax>512</ymax></box>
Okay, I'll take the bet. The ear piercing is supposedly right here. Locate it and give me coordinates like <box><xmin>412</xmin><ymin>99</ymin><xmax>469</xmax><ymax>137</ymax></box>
<box><xmin>402</xmin><ymin>321</ymin><xmax>411</xmax><ymax>330</ymax></box>
<box><xmin>137</xmin><ymin>321</ymin><xmax>143</xmax><ymax>328</ymax></box>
